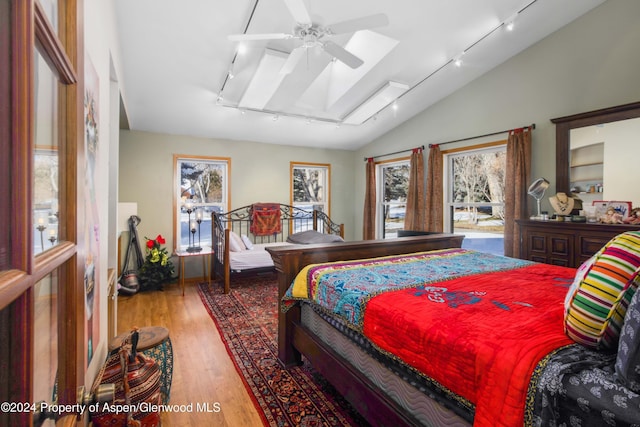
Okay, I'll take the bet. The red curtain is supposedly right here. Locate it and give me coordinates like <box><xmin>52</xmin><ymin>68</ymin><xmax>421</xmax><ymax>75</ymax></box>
<box><xmin>425</xmin><ymin>145</ymin><xmax>443</xmax><ymax>232</ymax></box>
<box><xmin>363</xmin><ymin>158</ymin><xmax>376</xmax><ymax>240</ymax></box>
<box><xmin>504</xmin><ymin>127</ymin><xmax>532</xmax><ymax>257</ymax></box>
<box><xmin>404</xmin><ymin>148</ymin><xmax>426</xmax><ymax>231</ymax></box>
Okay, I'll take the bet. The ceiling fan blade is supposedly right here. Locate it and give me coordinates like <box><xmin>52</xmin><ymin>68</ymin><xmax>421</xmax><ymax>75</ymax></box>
<box><xmin>280</xmin><ymin>47</ymin><xmax>306</xmax><ymax>75</ymax></box>
<box><xmin>283</xmin><ymin>0</ymin><xmax>312</xmax><ymax>25</ymax></box>
<box><xmin>322</xmin><ymin>41</ymin><xmax>364</xmax><ymax>69</ymax></box>
<box><xmin>228</xmin><ymin>33</ymin><xmax>291</xmax><ymax>42</ymax></box>
<box><xmin>326</xmin><ymin>13</ymin><xmax>389</xmax><ymax>35</ymax></box>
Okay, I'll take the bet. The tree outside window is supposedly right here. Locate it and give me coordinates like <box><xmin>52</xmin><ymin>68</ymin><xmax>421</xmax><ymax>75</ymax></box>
<box><xmin>175</xmin><ymin>155</ymin><xmax>230</xmax><ymax>250</ymax></box>
<box><xmin>291</xmin><ymin>162</ymin><xmax>330</xmax><ymax>232</ymax></box>
<box><xmin>445</xmin><ymin>144</ymin><xmax>505</xmax><ymax>255</ymax></box>
<box><xmin>378</xmin><ymin>160</ymin><xmax>410</xmax><ymax>238</ymax></box>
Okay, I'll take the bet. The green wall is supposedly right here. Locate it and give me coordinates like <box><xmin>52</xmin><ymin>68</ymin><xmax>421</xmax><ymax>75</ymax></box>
<box><xmin>119</xmin><ymin>130</ymin><xmax>357</xmax><ymax>256</ymax></box>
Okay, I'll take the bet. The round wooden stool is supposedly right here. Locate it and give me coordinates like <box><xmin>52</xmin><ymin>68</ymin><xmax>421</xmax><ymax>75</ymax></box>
<box><xmin>109</xmin><ymin>326</ymin><xmax>173</xmax><ymax>404</ymax></box>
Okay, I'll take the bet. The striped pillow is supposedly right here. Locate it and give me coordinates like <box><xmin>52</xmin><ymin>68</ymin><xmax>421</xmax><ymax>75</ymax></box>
<box><xmin>564</xmin><ymin>231</ymin><xmax>640</xmax><ymax>349</ymax></box>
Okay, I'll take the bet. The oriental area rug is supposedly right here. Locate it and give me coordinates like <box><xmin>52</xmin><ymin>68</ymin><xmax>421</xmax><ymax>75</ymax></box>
<box><xmin>198</xmin><ymin>272</ymin><xmax>367</xmax><ymax>426</ymax></box>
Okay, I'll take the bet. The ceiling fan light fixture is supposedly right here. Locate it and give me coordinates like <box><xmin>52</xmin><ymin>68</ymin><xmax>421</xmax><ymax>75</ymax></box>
<box><xmin>227</xmin><ymin>0</ymin><xmax>387</xmax><ymax>72</ymax></box>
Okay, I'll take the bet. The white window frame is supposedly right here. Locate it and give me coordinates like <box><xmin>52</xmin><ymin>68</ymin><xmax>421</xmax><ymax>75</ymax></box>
<box><xmin>174</xmin><ymin>155</ymin><xmax>230</xmax><ymax>251</ymax></box>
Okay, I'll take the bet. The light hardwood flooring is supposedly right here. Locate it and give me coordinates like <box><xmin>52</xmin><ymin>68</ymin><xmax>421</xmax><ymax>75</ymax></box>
<box><xmin>116</xmin><ymin>280</ymin><xmax>264</xmax><ymax>426</ymax></box>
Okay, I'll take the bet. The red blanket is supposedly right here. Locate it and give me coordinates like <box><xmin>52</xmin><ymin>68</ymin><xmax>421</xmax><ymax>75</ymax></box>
<box><xmin>250</xmin><ymin>203</ymin><xmax>281</xmax><ymax>236</ymax></box>
<box><xmin>362</xmin><ymin>263</ymin><xmax>575</xmax><ymax>427</ymax></box>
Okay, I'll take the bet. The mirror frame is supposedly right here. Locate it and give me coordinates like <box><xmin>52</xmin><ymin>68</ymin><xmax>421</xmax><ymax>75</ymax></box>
<box><xmin>552</xmin><ymin>101</ymin><xmax>640</xmax><ymax>194</ymax></box>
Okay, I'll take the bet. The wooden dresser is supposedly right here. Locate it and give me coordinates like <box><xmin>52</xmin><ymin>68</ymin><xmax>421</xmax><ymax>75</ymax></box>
<box><xmin>517</xmin><ymin>219</ymin><xmax>640</xmax><ymax>268</ymax></box>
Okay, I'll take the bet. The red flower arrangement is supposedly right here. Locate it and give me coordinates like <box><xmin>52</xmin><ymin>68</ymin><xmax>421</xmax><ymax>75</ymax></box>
<box><xmin>138</xmin><ymin>234</ymin><xmax>175</xmax><ymax>291</ymax></box>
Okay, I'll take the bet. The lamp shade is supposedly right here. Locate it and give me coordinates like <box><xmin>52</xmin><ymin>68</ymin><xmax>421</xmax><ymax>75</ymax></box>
<box><xmin>528</xmin><ymin>178</ymin><xmax>550</xmax><ymax>217</ymax></box>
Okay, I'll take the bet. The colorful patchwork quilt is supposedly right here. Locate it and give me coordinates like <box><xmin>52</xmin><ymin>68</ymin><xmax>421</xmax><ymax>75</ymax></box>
<box><xmin>283</xmin><ymin>248</ymin><xmax>576</xmax><ymax>427</ymax></box>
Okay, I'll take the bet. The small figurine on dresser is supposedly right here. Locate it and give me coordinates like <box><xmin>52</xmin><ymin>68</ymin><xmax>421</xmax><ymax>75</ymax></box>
<box><xmin>623</xmin><ymin>207</ymin><xmax>640</xmax><ymax>224</ymax></box>
<box><xmin>599</xmin><ymin>206</ymin><xmax>624</xmax><ymax>224</ymax></box>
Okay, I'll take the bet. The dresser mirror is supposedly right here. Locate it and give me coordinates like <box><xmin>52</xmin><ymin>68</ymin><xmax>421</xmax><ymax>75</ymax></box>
<box><xmin>552</xmin><ymin>101</ymin><xmax>640</xmax><ymax>208</ymax></box>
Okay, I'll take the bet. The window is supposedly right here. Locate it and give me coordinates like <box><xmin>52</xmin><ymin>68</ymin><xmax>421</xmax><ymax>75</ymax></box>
<box><xmin>377</xmin><ymin>159</ymin><xmax>410</xmax><ymax>238</ymax></box>
<box><xmin>291</xmin><ymin>162</ymin><xmax>330</xmax><ymax>231</ymax></box>
<box><xmin>175</xmin><ymin>155</ymin><xmax>230</xmax><ymax>250</ymax></box>
<box><xmin>444</xmin><ymin>143</ymin><xmax>506</xmax><ymax>255</ymax></box>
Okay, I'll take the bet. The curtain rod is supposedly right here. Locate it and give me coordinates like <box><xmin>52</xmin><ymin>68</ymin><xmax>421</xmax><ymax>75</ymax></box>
<box><xmin>363</xmin><ymin>145</ymin><xmax>425</xmax><ymax>162</ymax></box>
<box><xmin>428</xmin><ymin>123</ymin><xmax>535</xmax><ymax>148</ymax></box>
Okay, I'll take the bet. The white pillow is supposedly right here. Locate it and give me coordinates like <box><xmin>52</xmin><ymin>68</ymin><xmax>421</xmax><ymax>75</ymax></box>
<box><xmin>228</xmin><ymin>231</ymin><xmax>245</xmax><ymax>252</ymax></box>
<box><xmin>241</xmin><ymin>234</ymin><xmax>254</xmax><ymax>250</ymax></box>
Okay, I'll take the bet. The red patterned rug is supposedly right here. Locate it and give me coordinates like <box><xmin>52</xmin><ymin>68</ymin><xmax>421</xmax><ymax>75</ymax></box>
<box><xmin>198</xmin><ymin>272</ymin><xmax>367</xmax><ymax>426</ymax></box>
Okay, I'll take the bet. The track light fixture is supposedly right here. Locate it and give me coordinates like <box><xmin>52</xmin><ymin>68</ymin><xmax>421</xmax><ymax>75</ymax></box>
<box><xmin>505</xmin><ymin>13</ymin><xmax>518</xmax><ymax>31</ymax></box>
<box><xmin>218</xmin><ymin>0</ymin><xmax>536</xmax><ymax>126</ymax></box>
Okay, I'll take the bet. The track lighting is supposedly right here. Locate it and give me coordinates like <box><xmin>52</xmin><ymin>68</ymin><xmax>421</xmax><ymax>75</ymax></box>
<box><xmin>217</xmin><ymin>2</ymin><xmax>535</xmax><ymax>127</ymax></box>
<box><xmin>505</xmin><ymin>13</ymin><xmax>518</xmax><ymax>32</ymax></box>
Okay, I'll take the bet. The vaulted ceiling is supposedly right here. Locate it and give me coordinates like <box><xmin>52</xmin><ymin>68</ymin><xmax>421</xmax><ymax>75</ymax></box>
<box><xmin>113</xmin><ymin>0</ymin><xmax>605</xmax><ymax>150</ymax></box>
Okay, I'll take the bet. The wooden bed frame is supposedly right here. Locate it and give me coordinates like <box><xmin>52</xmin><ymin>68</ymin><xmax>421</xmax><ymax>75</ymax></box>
<box><xmin>212</xmin><ymin>203</ymin><xmax>344</xmax><ymax>294</ymax></box>
<box><xmin>266</xmin><ymin>234</ymin><xmax>465</xmax><ymax>426</ymax></box>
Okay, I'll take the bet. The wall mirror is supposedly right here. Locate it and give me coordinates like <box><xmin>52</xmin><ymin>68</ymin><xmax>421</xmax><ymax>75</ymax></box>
<box><xmin>552</xmin><ymin>101</ymin><xmax>640</xmax><ymax>207</ymax></box>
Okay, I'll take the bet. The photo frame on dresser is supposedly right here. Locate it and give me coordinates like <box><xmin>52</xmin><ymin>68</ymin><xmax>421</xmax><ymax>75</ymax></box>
<box><xmin>593</xmin><ymin>200</ymin><xmax>632</xmax><ymax>218</ymax></box>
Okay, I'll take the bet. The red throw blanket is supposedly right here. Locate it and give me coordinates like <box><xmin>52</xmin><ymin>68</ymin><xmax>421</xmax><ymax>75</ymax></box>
<box><xmin>250</xmin><ymin>203</ymin><xmax>282</xmax><ymax>236</ymax></box>
<box><xmin>362</xmin><ymin>263</ymin><xmax>575</xmax><ymax>427</ymax></box>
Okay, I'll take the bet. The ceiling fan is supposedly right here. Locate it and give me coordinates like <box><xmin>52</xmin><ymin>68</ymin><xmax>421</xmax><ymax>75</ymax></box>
<box><xmin>228</xmin><ymin>0</ymin><xmax>389</xmax><ymax>74</ymax></box>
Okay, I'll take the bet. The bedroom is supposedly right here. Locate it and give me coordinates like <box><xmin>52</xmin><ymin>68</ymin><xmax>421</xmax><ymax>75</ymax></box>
<box><xmin>2</xmin><ymin>0</ymin><xmax>640</xmax><ymax>426</ymax></box>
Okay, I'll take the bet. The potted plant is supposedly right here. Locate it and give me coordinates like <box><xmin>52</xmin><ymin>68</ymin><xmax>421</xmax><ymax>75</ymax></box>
<box><xmin>138</xmin><ymin>234</ymin><xmax>175</xmax><ymax>291</ymax></box>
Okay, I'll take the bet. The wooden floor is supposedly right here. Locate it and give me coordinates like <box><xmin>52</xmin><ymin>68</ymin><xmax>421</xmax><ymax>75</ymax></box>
<box><xmin>116</xmin><ymin>280</ymin><xmax>264</xmax><ymax>426</ymax></box>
